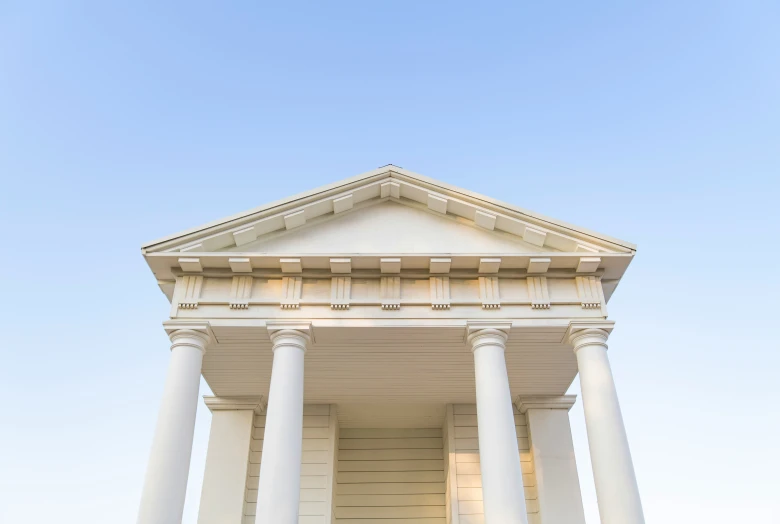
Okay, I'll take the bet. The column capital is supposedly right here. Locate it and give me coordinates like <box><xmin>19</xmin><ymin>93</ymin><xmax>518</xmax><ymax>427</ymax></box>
<box><xmin>564</xmin><ymin>321</ymin><xmax>614</xmax><ymax>353</ymax></box>
<box><xmin>465</xmin><ymin>321</ymin><xmax>511</xmax><ymax>352</ymax></box>
<box><xmin>163</xmin><ymin>320</ymin><xmax>212</xmax><ymax>352</ymax></box>
<box><xmin>267</xmin><ymin>321</ymin><xmax>313</xmax><ymax>352</ymax></box>
<box><xmin>515</xmin><ymin>395</ymin><xmax>577</xmax><ymax>413</ymax></box>
<box><xmin>204</xmin><ymin>395</ymin><xmax>266</xmax><ymax>414</ymax></box>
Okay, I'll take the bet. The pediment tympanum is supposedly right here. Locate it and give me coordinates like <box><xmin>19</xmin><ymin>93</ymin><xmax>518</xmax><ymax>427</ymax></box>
<box><xmin>223</xmin><ymin>200</ymin><xmax>562</xmax><ymax>255</ymax></box>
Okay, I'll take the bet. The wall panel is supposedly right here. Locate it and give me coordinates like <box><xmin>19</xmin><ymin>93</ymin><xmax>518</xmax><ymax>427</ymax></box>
<box><xmin>335</xmin><ymin>428</ymin><xmax>446</xmax><ymax>523</ymax></box>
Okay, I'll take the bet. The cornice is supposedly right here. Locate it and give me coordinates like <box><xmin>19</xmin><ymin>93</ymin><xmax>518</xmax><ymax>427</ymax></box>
<box><xmin>147</xmin><ymin>253</ymin><xmax>631</xmax><ymax>278</ymax></box>
<box><xmin>203</xmin><ymin>396</ymin><xmax>265</xmax><ymax>414</ymax></box>
<box><xmin>515</xmin><ymin>395</ymin><xmax>578</xmax><ymax>413</ymax></box>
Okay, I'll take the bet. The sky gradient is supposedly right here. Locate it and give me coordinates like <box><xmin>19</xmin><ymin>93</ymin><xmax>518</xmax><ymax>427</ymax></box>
<box><xmin>1</xmin><ymin>1</ymin><xmax>779</xmax><ymax>522</ymax></box>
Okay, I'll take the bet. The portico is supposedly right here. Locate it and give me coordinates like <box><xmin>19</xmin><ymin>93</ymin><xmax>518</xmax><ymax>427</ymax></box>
<box><xmin>138</xmin><ymin>166</ymin><xmax>644</xmax><ymax>524</ymax></box>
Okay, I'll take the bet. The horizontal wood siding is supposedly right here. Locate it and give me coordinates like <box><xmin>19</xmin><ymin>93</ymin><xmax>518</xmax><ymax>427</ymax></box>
<box><xmin>243</xmin><ymin>405</ymin><xmax>337</xmax><ymax>524</ymax></box>
<box><xmin>335</xmin><ymin>427</ymin><xmax>446</xmax><ymax>523</ymax></box>
<box><xmin>452</xmin><ymin>404</ymin><xmax>540</xmax><ymax>524</ymax></box>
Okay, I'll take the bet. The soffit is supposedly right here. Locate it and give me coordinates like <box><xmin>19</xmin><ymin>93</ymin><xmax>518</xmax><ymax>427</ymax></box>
<box><xmin>202</xmin><ymin>323</ymin><xmax>577</xmax><ymax>412</ymax></box>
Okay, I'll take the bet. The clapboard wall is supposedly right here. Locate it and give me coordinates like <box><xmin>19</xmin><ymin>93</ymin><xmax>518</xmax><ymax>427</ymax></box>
<box><xmin>243</xmin><ymin>405</ymin><xmax>339</xmax><ymax>524</ymax></box>
<box><xmin>335</xmin><ymin>427</ymin><xmax>447</xmax><ymax>523</ymax></box>
<box><xmin>446</xmin><ymin>404</ymin><xmax>540</xmax><ymax>524</ymax></box>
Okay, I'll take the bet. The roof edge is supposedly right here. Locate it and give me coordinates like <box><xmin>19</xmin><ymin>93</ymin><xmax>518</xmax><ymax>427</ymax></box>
<box><xmin>386</xmin><ymin>168</ymin><xmax>636</xmax><ymax>251</ymax></box>
<box><xmin>142</xmin><ymin>166</ymin><xmax>392</xmax><ymax>250</ymax></box>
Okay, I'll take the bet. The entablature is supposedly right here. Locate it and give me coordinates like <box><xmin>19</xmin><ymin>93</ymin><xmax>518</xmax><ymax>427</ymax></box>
<box><xmin>167</xmin><ymin>268</ymin><xmax>609</xmax><ymax>321</ymax></box>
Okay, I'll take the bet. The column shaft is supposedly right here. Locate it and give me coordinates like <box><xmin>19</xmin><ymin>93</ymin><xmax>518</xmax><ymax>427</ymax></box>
<box><xmin>254</xmin><ymin>330</ymin><xmax>309</xmax><ymax>524</ymax></box>
<box><xmin>468</xmin><ymin>328</ymin><xmax>528</xmax><ymax>524</ymax></box>
<box><xmin>137</xmin><ymin>328</ymin><xmax>208</xmax><ymax>524</ymax></box>
<box><xmin>573</xmin><ymin>329</ymin><xmax>645</xmax><ymax>524</ymax></box>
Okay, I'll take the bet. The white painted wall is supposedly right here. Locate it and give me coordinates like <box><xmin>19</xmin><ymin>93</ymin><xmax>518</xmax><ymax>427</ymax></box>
<box><xmin>229</xmin><ymin>404</ymin><xmax>550</xmax><ymax>524</ymax></box>
<box><xmin>335</xmin><ymin>427</ymin><xmax>446</xmax><ymax>522</ymax></box>
<box><xmin>525</xmin><ymin>408</ymin><xmax>586</xmax><ymax>524</ymax></box>
<box><xmin>198</xmin><ymin>410</ymin><xmax>254</xmax><ymax>524</ymax></box>
<box><xmin>243</xmin><ymin>405</ymin><xmax>339</xmax><ymax>524</ymax></box>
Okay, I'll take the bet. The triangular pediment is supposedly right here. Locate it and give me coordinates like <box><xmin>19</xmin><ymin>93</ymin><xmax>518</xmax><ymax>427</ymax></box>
<box><xmin>144</xmin><ymin>166</ymin><xmax>634</xmax><ymax>256</ymax></box>
<box><xmin>222</xmin><ymin>200</ymin><xmax>562</xmax><ymax>255</ymax></box>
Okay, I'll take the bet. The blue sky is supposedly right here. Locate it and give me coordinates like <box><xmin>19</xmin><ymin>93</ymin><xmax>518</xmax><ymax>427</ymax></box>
<box><xmin>1</xmin><ymin>1</ymin><xmax>778</xmax><ymax>522</ymax></box>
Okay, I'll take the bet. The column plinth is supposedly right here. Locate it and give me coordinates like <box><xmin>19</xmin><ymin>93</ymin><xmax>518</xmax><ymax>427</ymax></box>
<box><xmin>137</xmin><ymin>324</ymin><xmax>210</xmax><ymax>524</ymax></box>
<box><xmin>466</xmin><ymin>323</ymin><xmax>528</xmax><ymax>524</ymax></box>
<box><xmin>567</xmin><ymin>323</ymin><xmax>645</xmax><ymax>524</ymax></box>
<box><xmin>254</xmin><ymin>324</ymin><xmax>311</xmax><ymax>524</ymax></box>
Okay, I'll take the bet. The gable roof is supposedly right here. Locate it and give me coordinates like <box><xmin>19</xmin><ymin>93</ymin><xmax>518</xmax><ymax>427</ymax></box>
<box><xmin>143</xmin><ymin>165</ymin><xmax>635</xmax><ymax>253</ymax></box>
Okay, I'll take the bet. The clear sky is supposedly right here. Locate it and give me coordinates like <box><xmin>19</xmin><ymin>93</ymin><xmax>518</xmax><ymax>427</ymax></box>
<box><xmin>1</xmin><ymin>1</ymin><xmax>779</xmax><ymax>523</ymax></box>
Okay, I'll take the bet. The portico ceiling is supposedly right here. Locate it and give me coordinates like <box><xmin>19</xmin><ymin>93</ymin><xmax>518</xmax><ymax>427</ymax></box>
<box><xmin>203</xmin><ymin>321</ymin><xmax>577</xmax><ymax>427</ymax></box>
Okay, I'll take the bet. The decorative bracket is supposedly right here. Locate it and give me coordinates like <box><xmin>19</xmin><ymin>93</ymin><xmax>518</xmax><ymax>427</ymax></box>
<box><xmin>281</xmin><ymin>276</ymin><xmax>302</xmax><ymax>309</ymax></box>
<box><xmin>178</xmin><ymin>275</ymin><xmax>203</xmax><ymax>309</ymax></box>
<box><xmin>430</xmin><ymin>276</ymin><xmax>451</xmax><ymax>310</ymax></box>
<box><xmin>479</xmin><ymin>276</ymin><xmax>501</xmax><ymax>309</ymax></box>
<box><xmin>331</xmin><ymin>276</ymin><xmax>351</xmax><ymax>310</ymax></box>
<box><xmin>381</xmin><ymin>276</ymin><xmax>401</xmax><ymax>310</ymax></box>
<box><xmin>575</xmin><ymin>276</ymin><xmax>604</xmax><ymax>309</ymax></box>
<box><xmin>527</xmin><ymin>276</ymin><xmax>550</xmax><ymax>309</ymax></box>
<box><xmin>229</xmin><ymin>276</ymin><xmax>253</xmax><ymax>309</ymax></box>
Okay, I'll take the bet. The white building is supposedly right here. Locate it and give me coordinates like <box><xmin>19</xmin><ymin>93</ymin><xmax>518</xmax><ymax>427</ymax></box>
<box><xmin>138</xmin><ymin>166</ymin><xmax>645</xmax><ymax>524</ymax></box>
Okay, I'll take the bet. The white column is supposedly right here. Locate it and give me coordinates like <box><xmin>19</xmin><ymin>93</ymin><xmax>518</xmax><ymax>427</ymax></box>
<box><xmin>254</xmin><ymin>324</ymin><xmax>311</xmax><ymax>524</ymax></box>
<box><xmin>466</xmin><ymin>323</ymin><xmax>528</xmax><ymax>524</ymax></box>
<box><xmin>567</xmin><ymin>324</ymin><xmax>645</xmax><ymax>524</ymax></box>
<box><xmin>517</xmin><ymin>396</ymin><xmax>586</xmax><ymax>524</ymax></box>
<box><xmin>198</xmin><ymin>398</ymin><xmax>262</xmax><ymax>524</ymax></box>
<box><xmin>137</xmin><ymin>323</ymin><xmax>210</xmax><ymax>524</ymax></box>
